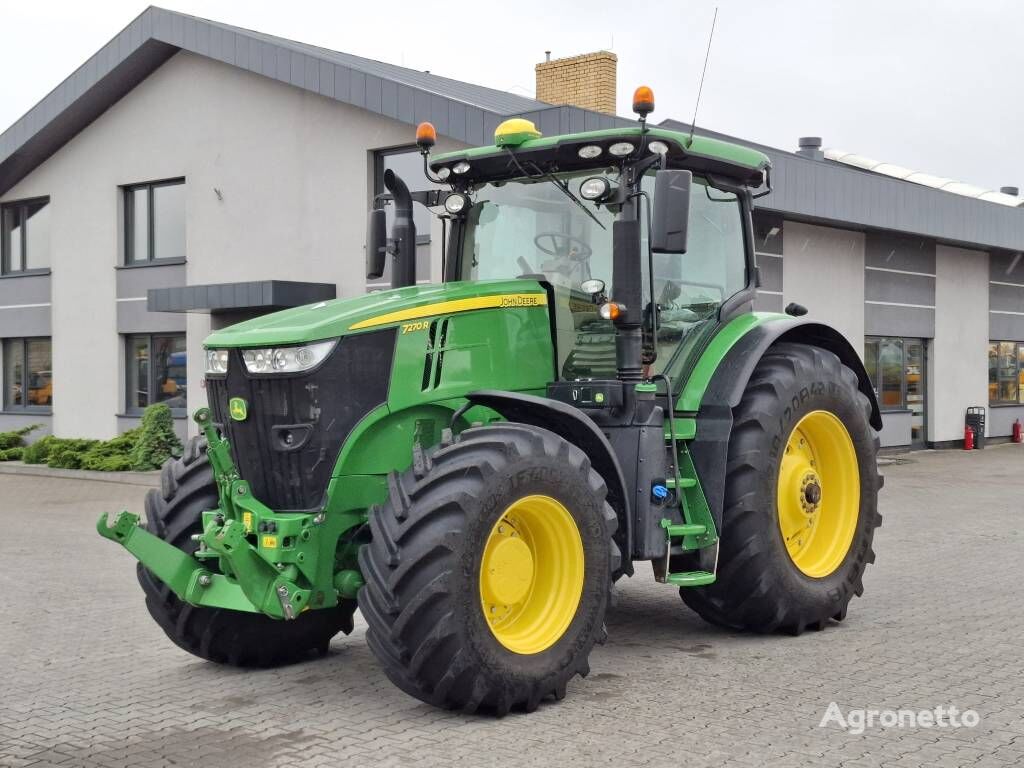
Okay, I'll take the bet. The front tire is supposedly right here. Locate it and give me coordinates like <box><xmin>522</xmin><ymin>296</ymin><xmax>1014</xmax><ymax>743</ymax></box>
<box><xmin>680</xmin><ymin>343</ymin><xmax>882</xmax><ymax>634</ymax></box>
<box><xmin>358</xmin><ymin>423</ymin><xmax>619</xmax><ymax>715</ymax></box>
<box><xmin>137</xmin><ymin>436</ymin><xmax>357</xmax><ymax>667</ymax></box>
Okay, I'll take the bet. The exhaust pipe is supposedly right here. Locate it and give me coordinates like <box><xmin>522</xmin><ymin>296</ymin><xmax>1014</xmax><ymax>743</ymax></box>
<box><xmin>384</xmin><ymin>169</ymin><xmax>416</xmax><ymax>288</ymax></box>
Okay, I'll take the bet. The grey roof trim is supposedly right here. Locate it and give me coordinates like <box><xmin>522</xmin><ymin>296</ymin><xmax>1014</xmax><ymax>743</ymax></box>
<box><xmin>148</xmin><ymin>280</ymin><xmax>336</xmax><ymax>313</ymax></box>
<box><xmin>660</xmin><ymin>119</ymin><xmax>1024</xmax><ymax>253</ymax></box>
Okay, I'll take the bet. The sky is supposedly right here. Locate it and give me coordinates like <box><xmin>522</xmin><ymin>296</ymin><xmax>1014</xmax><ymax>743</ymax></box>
<box><xmin>1</xmin><ymin>0</ymin><xmax>1022</xmax><ymax>192</ymax></box>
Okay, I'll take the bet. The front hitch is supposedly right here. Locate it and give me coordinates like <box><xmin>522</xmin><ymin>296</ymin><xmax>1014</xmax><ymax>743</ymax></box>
<box><xmin>95</xmin><ymin>408</ymin><xmax>314</xmax><ymax>620</ymax></box>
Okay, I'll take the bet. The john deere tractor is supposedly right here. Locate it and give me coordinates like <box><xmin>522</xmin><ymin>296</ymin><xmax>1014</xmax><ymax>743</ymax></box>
<box><xmin>98</xmin><ymin>87</ymin><xmax>881</xmax><ymax>715</ymax></box>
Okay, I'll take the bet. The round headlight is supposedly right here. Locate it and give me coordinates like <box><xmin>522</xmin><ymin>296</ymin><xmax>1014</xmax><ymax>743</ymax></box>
<box><xmin>435</xmin><ymin>166</ymin><xmax>451</xmax><ymax>180</ymax></box>
<box><xmin>579</xmin><ymin>177</ymin><xmax>611</xmax><ymax>201</ymax></box>
<box><xmin>272</xmin><ymin>349</ymin><xmax>289</xmax><ymax>371</ymax></box>
<box><xmin>577</xmin><ymin>145</ymin><xmax>602</xmax><ymax>159</ymax></box>
<box><xmin>243</xmin><ymin>349</ymin><xmax>269</xmax><ymax>373</ymax></box>
<box><xmin>452</xmin><ymin>161</ymin><xmax>471</xmax><ymax>175</ymax></box>
<box><xmin>609</xmin><ymin>142</ymin><xmax>635</xmax><ymax>157</ymax></box>
<box><xmin>648</xmin><ymin>140</ymin><xmax>669</xmax><ymax>155</ymax></box>
<box><xmin>444</xmin><ymin>193</ymin><xmax>469</xmax><ymax>214</ymax></box>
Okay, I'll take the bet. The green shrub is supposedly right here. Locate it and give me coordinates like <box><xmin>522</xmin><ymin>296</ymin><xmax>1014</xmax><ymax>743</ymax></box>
<box><xmin>130</xmin><ymin>404</ymin><xmax>182</xmax><ymax>471</ymax></box>
<box><xmin>0</xmin><ymin>447</ymin><xmax>24</xmax><ymax>461</ymax></box>
<box><xmin>19</xmin><ymin>406</ymin><xmax>180</xmax><ymax>472</ymax></box>
<box><xmin>22</xmin><ymin>435</ymin><xmax>55</xmax><ymax>464</ymax></box>
<box><xmin>0</xmin><ymin>423</ymin><xmax>42</xmax><ymax>450</ymax></box>
<box><xmin>22</xmin><ymin>436</ymin><xmax>53</xmax><ymax>466</ymax></box>
<box><xmin>45</xmin><ymin>439</ymin><xmax>99</xmax><ymax>469</ymax></box>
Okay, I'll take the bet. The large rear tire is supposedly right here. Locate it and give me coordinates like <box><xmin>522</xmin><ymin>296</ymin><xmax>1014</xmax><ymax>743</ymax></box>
<box><xmin>358</xmin><ymin>423</ymin><xmax>619</xmax><ymax>715</ymax></box>
<box><xmin>680</xmin><ymin>343</ymin><xmax>882</xmax><ymax>634</ymax></box>
<box><xmin>137</xmin><ymin>436</ymin><xmax>357</xmax><ymax>667</ymax></box>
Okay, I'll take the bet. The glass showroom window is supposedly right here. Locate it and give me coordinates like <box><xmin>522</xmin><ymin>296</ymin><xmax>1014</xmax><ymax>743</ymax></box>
<box><xmin>124</xmin><ymin>179</ymin><xmax>185</xmax><ymax>264</ymax></box>
<box><xmin>1</xmin><ymin>197</ymin><xmax>50</xmax><ymax>274</ymax></box>
<box><xmin>3</xmin><ymin>338</ymin><xmax>52</xmax><ymax>410</ymax></box>
<box><xmin>126</xmin><ymin>334</ymin><xmax>187</xmax><ymax>414</ymax></box>
<box><xmin>988</xmin><ymin>341</ymin><xmax>1024</xmax><ymax>405</ymax></box>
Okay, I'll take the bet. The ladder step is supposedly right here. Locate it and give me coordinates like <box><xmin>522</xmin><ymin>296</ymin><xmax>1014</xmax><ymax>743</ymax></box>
<box><xmin>664</xmin><ymin>418</ymin><xmax>697</xmax><ymax>441</ymax></box>
<box><xmin>666</xmin><ymin>571</ymin><xmax>716</xmax><ymax>587</ymax></box>
<box><xmin>663</xmin><ymin>523</ymin><xmax>706</xmax><ymax>537</ymax></box>
<box><xmin>664</xmin><ymin>477</ymin><xmax>696</xmax><ymax>490</ymax></box>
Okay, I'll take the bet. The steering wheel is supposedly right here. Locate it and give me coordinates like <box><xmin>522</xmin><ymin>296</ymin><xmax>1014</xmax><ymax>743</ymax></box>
<box><xmin>533</xmin><ymin>232</ymin><xmax>593</xmax><ymax>261</ymax></box>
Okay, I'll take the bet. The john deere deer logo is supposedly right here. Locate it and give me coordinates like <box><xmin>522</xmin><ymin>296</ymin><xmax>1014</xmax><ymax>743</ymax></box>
<box><xmin>229</xmin><ymin>397</ymin><xmax>248</xmax><ymax>421</ymax></box>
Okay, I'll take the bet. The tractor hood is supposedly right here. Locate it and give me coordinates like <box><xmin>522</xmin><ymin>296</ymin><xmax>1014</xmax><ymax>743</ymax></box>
<box><xmin>204</xmin><ymin>279</ymin><xmax>548</xmax><ymax>348</ymax></box>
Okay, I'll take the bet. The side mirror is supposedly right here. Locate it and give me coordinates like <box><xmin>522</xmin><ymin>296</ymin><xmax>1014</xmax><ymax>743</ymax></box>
<box><xmin>366</xmin><ymin>207</ymin><xmax>388</xmax><ymax>279</ymax></box>
<box><xmin>651</xmin><ymin>169</ymin><xmax>692</xmax><ymax>253</ymax></box>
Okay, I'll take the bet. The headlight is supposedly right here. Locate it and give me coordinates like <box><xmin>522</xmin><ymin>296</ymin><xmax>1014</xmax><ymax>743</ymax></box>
<box><xmin>444</xmin><ymin>192</ymin><xmax>469</xmax><ymax>214</ymax></box>
<box><xmin>205</xmin><ymin>349</ymin><xmax>229</xmax><ymax>375</ymax></box>
<box><xmin>648</xmin><ymin>140</ymin><xmax>669</xmax><ymax>155</ymax></box>
<box><xmin>435</xmin><ymin>166</ymin><xmax>451</xmax><ymax>180</ymax></box>
<box><xmin>577</xmin><ymin>145</ymin><xmax>602</xmax><ymax>159</ymax></box>
<box><xmin>241</xmin><ymin>339</ymin><xmax>337</xmax><ymax>374</ymax></box>
<box><xmin>452</xmin><ymin>161</ymin><xmax>471</xmax><ymax>174</ymax></box>
<box><xmin>579</xmin><ymin>177</ymin><xmax>612</xmax><ymax>201</ymax></box>
<box><xmin>609</xmin><ymin>142</ymin><xmax>635</xmax><ymax>157</ymax></box>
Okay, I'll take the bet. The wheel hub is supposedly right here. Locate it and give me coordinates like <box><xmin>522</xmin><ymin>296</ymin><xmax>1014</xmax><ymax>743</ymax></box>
<box><xmin>481</xmin><ymin>527</ymin><xmax>534</xmax><ymax>606</ymax></box>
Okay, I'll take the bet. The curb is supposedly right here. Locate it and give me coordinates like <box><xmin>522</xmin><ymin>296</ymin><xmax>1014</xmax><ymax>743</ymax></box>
<box><xmin>0</xmin><ymin>461</ymin><xmax>160</xmax><ymax>487</ymax></box>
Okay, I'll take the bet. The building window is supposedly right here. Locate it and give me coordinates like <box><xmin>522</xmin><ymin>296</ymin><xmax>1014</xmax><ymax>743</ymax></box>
<box><xmin>1</xmin><ymin>197</ymin><xmax>50</xmax><ymax>274</ymax></box>
<box><xmin>124</xmin><ymin>179</ymin><xmax>185</xmax><ymax>264</ymax></box>
<box><xmin>3</xmin><ymin>337</ymin><xmax>52</xmax><ymax>411</ymax></box>
<box><xmin>988</xmin><ymin>341</ymin><xmax>1024</xmax><ymax>405</ymax></box>
<box><xmin>126</xmin><ymin>334</ymin><xmax>187</xmax><ymax>414</ymax></box>
<box><xmin>864</xmin><ymin>337</ymin><xmax>908</xmax><ymax>410</ymax></box>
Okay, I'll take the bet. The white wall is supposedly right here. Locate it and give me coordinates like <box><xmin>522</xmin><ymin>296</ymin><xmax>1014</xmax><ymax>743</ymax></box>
<box><xmin>931</xmin><ymin>245</ymin><xmax>989</xmax><ymax>442</ymax></box>
<box><xmin>782</xmin><ymin>221</ymin><xmax>866</xmax><ymax>353</ymax></box>
<box><xmin>0</xmin><ymin>52</ymin><xmax>460</xmax><ymax>439</ymax></box>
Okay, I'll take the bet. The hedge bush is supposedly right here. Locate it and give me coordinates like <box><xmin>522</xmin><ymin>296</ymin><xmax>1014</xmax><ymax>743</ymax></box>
<box><xmin>0</xmin><ymin>423</ymin><xmax>42</xmax><ymax>454</ymax></box>
<box><xmin>18</xmin><ymin>404</ymin><xmax>182</xmax><ymax>471</ymax></box>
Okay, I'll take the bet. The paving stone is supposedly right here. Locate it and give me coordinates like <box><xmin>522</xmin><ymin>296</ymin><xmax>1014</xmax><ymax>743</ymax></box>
<box><xmin>2</xmin><ymin>445</ymin><xmax>1022</xmax><ymax>767</ymax></box>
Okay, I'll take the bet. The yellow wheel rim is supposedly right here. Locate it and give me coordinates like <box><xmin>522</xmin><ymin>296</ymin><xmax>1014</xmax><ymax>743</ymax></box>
<box><xmin>479</xmin><ymin>495</ymin><xmax>585</xmax><ymax>655</ymax></box>
<box><xmin>776</xmin><ymin>410</ymin><xmax>860</xmax><ymax>578</ymax></box>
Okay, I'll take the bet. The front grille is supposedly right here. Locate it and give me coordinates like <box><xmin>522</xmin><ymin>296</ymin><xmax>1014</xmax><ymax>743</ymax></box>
<box><xmin>206</xmin><ymin>329</ymin><xmax>396</xmax><ymax>510</ymax></box>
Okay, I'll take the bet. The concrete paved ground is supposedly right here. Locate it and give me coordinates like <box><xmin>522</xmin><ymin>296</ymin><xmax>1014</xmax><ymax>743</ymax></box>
<box><xmin>1</xmin><ymin>445</ymin><xmax>1022</xmax><ymax>767</ymax></box>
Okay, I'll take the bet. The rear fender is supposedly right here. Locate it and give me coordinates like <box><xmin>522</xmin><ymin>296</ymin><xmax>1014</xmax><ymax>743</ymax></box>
<box><xmin>689</xmin><ymin>317</ymin><xmax>881</xmax><ymax>533</ymax></box>
<box><xmin>466</xmin><ymin>390</ymin><xmax>633</xmax><ymax>575</ymax></box>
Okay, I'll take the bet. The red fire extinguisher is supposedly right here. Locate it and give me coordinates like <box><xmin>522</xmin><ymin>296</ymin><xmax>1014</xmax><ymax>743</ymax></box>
<box><xmin>964</xmin><ymin>425</ymin><xmax>975</xmax><ymax>451</ymax></box>
<box><xmin>1013</xmin><ymin>419</ymin><xmax>1023</xmax><ymax>444</ymax></box>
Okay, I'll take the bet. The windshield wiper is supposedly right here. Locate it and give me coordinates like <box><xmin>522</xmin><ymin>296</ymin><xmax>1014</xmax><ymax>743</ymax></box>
<box><xmin>502</xmin><ymin>149</ymin><xmax>606</xmax><ymax>231</ymax></box>
<box><xmin>541</xmin><ymin>171</ymin><xmax>606</xmax><ymax>230</ymax></box>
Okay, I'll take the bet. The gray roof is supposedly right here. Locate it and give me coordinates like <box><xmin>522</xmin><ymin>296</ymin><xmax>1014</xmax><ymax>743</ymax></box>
<box><xmin>0</xmin><ymin>6</ymin><xmax>1020</xmax><ymax>254</ymax></box>
<box><xmin>659</xmin><ymin>119</ymin><xmax>1023</xmax><ymax>254</ymax></box>
<box><xmin>0</xmin><ymin>6</ymin><xmax>621</xmax><ymax>197</ymax></box>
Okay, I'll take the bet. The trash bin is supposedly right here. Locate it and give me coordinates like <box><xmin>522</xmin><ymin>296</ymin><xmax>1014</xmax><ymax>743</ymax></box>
<box><xmin>965</xmin><ymin>407</ymin><xmax>986</xmax><ymax>450</ymax></box>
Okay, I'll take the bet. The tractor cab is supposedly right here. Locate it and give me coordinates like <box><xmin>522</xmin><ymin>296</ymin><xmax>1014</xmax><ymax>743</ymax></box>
<box><xmin>368</xmin><ymin>92</ymin><xmax>770</xmax><ymax>393</ymax></box>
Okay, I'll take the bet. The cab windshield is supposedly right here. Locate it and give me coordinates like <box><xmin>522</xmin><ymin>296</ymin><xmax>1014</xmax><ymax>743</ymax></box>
<box><xmin>457</xmin><ymin>169</ymin><xmax>747</xmax><ymax>378</ymax></box>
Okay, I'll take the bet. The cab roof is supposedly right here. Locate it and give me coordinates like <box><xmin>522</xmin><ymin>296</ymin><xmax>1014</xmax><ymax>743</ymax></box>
<box><xmin>431</xmin><ymin>126</ymin><xmax>771</xmax><ymax>187</ymax></box>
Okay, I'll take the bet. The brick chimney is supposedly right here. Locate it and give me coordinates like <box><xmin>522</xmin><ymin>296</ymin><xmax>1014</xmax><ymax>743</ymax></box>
<box><xmin>535</xmin><ymin>51</ymin><xmax>617</xmax><ymax>115</ymax></box>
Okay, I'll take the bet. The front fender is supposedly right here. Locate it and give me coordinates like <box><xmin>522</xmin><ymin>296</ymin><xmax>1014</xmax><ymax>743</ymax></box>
<box><xmin>466</xmin><ymin>390</ymin><xmax>633</xmax><ymax>575</ymax></box>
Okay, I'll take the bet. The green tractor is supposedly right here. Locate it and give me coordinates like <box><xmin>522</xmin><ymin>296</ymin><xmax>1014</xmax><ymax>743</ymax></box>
<box><xmin>98</xmin><ymin>88</ymin><xmax>882</xmax><ymax>715</ymax></box>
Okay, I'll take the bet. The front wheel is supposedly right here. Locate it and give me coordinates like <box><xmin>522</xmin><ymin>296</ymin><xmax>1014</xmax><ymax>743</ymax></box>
<box><xmin>358</xmin><ymin>423</ymin><xmax>619</xmax><ymax>715</ymax></box>
<box><xmin>680</xmin><ymin>343</ymin><xmax>882</xmax><ymax>634</ymax></box>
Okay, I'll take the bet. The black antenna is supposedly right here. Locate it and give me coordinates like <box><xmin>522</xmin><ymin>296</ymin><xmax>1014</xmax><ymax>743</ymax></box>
<box><xmin>688</xmin><ymin>7</ymin><xmax>718</xmax><ymax>147</ymax></box>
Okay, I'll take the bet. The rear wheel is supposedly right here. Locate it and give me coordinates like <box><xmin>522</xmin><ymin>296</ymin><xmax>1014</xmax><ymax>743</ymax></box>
<box><xmin>680</xmin><ymin>343</ymin><xmax>882</xmax><ymax>634</ymax></box>
<box><xmin>137</xmin><ymin>436</ymin><xmax>357</xmax><ymax>667</ymax></box>
<box><xmin>358</xmin><ymin>423</ymin><xmax>619</xmax><ymax>715</ymax></box>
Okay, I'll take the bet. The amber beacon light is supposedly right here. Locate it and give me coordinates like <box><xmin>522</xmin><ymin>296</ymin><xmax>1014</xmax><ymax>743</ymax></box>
<box><xmin>415</xmin><ymin>121</ymin><xmax>437</xmax><ymax>151</ymax></box>
<box><xmin>632</xmin><ymin>86</ymin><xmax>655</xmax><ymax>118</ymax></box>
